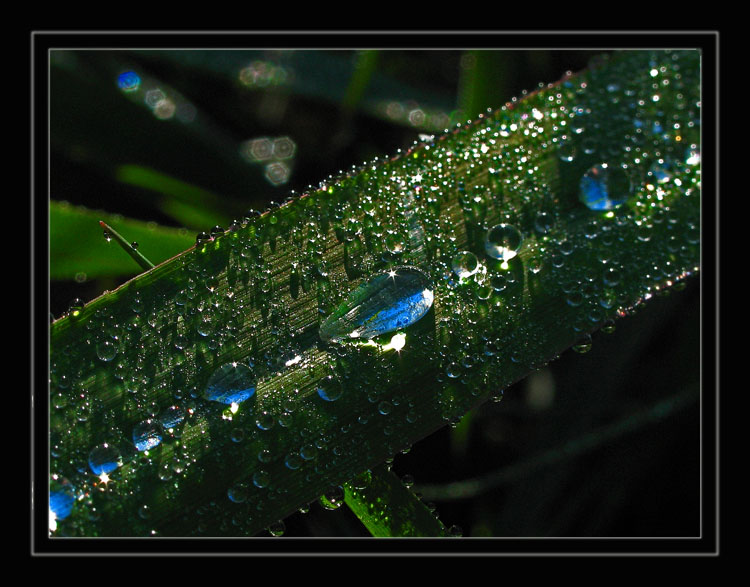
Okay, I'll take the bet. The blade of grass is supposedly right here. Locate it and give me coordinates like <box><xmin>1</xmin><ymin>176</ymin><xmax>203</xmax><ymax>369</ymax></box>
<box><xmin>50</xmin><ymin>200</ymin><xmax>194</xmax><ymax>280</ymax></box>
<box><xmin>115</xmin><ymin>165</ymin><xmax>232</xmax><ymax>230</ymax></box>
<box><xmin>99</xmin><ymin>220</ymin><xmax>155</xmax><ymax>271</ymax></box>
<box><xmin>344</xmin><ymin>464</ymin><xmax>449</xmax><ymax>537</ymax></box>
<box><xmin>47</xmin><ymin>49</ymin><xmax>701</xmax><ymax>538</ymax></box>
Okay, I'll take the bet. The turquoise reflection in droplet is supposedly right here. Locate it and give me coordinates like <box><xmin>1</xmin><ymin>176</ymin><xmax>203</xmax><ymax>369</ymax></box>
<box><xmin>319</xmin><ymin>266</ymin><xmax>433</xmax><ymax>343</ymax></box>
<box><xmin>204</xmin><ymin>362</ymin><xmax>256</xmax><ymax>405</ymax></box>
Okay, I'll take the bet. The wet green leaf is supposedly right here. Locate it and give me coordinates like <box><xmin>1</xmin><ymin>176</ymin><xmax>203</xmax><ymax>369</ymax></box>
<box><xmin>48</xmin><ymin>49</ymin><xmax>700</xmax><ymax>538</ymax></box>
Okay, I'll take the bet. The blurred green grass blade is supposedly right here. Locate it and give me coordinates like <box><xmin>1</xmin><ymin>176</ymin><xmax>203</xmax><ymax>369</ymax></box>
<box><xmin>449</xmin><ymin>409</ymin><xmax>475</xmax><ymax>459</ymax></box>
<box><xmin>50</xmin><ymin>200</ymin><xmax>194</xmax><ymax>280</ymax></box>
<box><xmin>344</xmin><ymin>465</ymin><xmax>449</xmax><ymax>537</ymax></box>
<box><xmin>342</xmin><ymin>51</ymin><xmax>379</xmax><ymax>112</ymax></box>
<box><xmin>115</xmin><ymin>165</ymin><xmax>232</xmax><ymax>230</ymax></box>
<box><xmin>458</xmin><ymin>50</ymin><xmax>515</xmax><ymax>122</ymax></box>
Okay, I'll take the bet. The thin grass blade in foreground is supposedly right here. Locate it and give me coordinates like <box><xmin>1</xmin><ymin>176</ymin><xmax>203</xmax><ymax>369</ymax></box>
<box><xmin>48</xmin><ymin>50</ymin><xmax>701</xmax><ymax>537</ymax></box>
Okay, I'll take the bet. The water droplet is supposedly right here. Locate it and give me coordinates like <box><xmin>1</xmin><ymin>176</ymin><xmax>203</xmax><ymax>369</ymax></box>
<box><xmin>572</xmin><ymin>333</ymin><xmax>593</xmax><ymax>353</ymax></box>
<box><xmin>96</xmin><ymin>340</ymin><xmax>118</xmax><ymax>362</ymax></box>
<box><xmin>88</xmin><ymin>443</ymin><xmax>122</xmax><ymax>475</ymax></box>
<box><xmin>319</xmin><ymin>266</ymin><xmax>434</xmax><ymax>343</ymax></box>
<box><xmin>130</xmin><ymin>241</ymin><xmax>139</xmax><ymax>250</ymax></box>
<box><xmin>49</xmin><ymin>486</ymin><xmax>76</xmax><ymax>523</ymax></box>
<box><xmin>319</xmin><ymin>486</ymin><xmax>345</xmax><ymax>510</ymax></box>
<box><xmin>228</xmin><ymin>482</ymin><xmax>248</xmax><ymax>503</ymax></box>
<box><xmin>268</xmin><ymin>520</ymin><xmax>286</xmax><ymax>536</ymax></box>
<box><xmin>484</xmin><ymin>224</ymin><xmax>522</xmax><ymax>262</ymax></box>
<box><xmin>451</xmin><ymin>251</ymin><xmax>479</xmax><ymax>279</ymax></box>
<box><xmin>258</xmin><ymin>448</ymin><xmax>273</xmax><ymax>463</ymax></box>
<box><xmin>446</xmin><ymin>362</ymin><xmax>462</xmax><ymax>378</ymax></box>
<box><xmin>285</xmin><ymin>453</ymin><xmax>302</xmax><ymax>470</ymax></box>
<box><xmin>534</xmin><ymin>211</ymin><xmax>553</xmax><ymax>235</ymax></box>
<box><xmin>256</xmin><ymin>411</ymin><xmax>275</xmax><ymax>430</ymax></box>
<box><xmin>384</xmin><ymin>233</ymin><xmax>405</xmax><ymax>255</ymax></box>
<box><xmin>159</xmin><ymin>405</ymin><xmax>185</xmax><ymax>432</ymax></box>
<box><xmin>378</xmin><ymin>400</ymin><xmax>393</xmax><ymax>415</ymax></box>
<box><xmin>579</xmin><ymin>164</ymin><xmax>631</xmax><ymax>211</ymax></box>
<box><xmin>300</xmin><ymin>444</ymin><xmax>318</xmax><ymax>460</ymax></box>
<box><xmin>133</xmin><ymin>419</ymin><xmax>162</xmax><ymax>451</ymax></box>
<box><xmin>317</xmin><ymin>375</ymin><xmax>344</xmax><ymax>402</ymax></box>
<box><xmin>252</xmin><ymin>470</ymin><xmax>269</xmax><ymax>488</ymax></box>
<box><xmin>204</xmin><ymin>362</ymin><xmax>256</xmax><ymax>405</ymax></box>
<box><xmin>68</xmin><ymin>298</ymin><xmax>85</xmax><ymax>318</ymax></box>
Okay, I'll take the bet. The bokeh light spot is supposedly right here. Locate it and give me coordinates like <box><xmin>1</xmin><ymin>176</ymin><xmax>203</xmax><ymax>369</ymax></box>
<box><xmin>117</xmin><ymin>71</ymin><xmax>141</xmax><ymax>92</ymax></box>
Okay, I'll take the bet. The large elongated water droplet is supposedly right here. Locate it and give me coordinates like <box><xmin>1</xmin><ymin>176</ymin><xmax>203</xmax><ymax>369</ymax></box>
<box><xmin>319</xmin><ymin>266</ymin><xmax>434</xmax><ymax>343</ymax></box>
<box><xmin>204</xmin><ymin>362</ymin><xmax>256</xmax><ymax>405</ymax></box>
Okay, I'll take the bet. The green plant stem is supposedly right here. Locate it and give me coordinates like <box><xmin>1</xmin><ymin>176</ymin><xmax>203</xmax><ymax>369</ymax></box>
<box><xmin>344</xmin><ymin>465</ymin><xmax>449</xmax><ymax>537</ymax></box>
<box><xmin>99</xmin><ymin>220</ymin><xmax>156</xmax><ymax>271</ymax></box>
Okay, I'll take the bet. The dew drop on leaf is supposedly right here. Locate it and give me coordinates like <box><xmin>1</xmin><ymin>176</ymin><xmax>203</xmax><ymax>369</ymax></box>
<box><xmin>579</xmin><ymin>164</ymin><xmax>631</xmax><ymax>211</ymax></box>
<box><xmin>132</xmin><ymin>419</ymin><xmax>162</xmax><ymax>451</ymax></box>
<box><xmin>68</xmin><ymin>298</ymin><xmax>85</xmax><ymax>318</ymax></box>
<box><xmin>317</xmin><ymin>375</ymin><xmax>344</xmax><ymax>402</ymax></box>
<box><xmin>451</xmin><ymin>251</ymin><xmax>479</xmax><ymax>279</ymax></box>
<box><xmin>572</xmin><ymin>333</ymin><xmax>593</xmax><ymax>353</ymax></box>
<box><xmin>204</xmin><ymin>362</ymin><xmax>256</xmax><ymax>405</ymax></box>
<box><xmin>158</xmin><ymin>405</ymin><xmax>185</xmax><ymax>432</ymax></box>
<box><xmin>484</xmin><ymin>224</ymin><xmax>522</xmax><ymax>262</ymax></box>
<box><xmin>96</xmin><ymin>340</ymin><xmax>118</xmax><ymax>362</ymax></box>
<box><xmin>319</xmin><ymin>266</ymin><xmax>434</xmax><ymax>343</ymax></box>
<box><xmin>319</xmin><ymin>485</ymin><xmax>345</xmax><ymax>510</ymax></box>
<box><xmin>88</xmin><ymin>443</ymin><xmax>122</xmax><ymax>475</ymax></box>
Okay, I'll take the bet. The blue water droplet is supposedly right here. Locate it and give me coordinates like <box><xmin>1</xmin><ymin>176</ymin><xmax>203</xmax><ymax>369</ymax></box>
<box><xmin>49</xmin><ymin>478</ymin><xmax>76</xmax><ymax>522</ymax></box>
<box><xmin>158</xmin><ymin>405</ymin><xmax>185</xmax><ymax>431</ymax></box>
<box><xmin>88</xmin><ymin>443</ymin><xmax>122</xmax><ymax>475</ymax></box>
<box><xmin>317</xmin><ymin>375</ymin><xmax>344</xmax><ymax>402</ymax></box>
<box><xmin>204</xmin><ymin>362</ymin><xmax>256</xmax><ymax>405</ymax></box>
<box><xmin>132</xmin><ymin>419</ymin><xmax>163</xmax><ymax>451</ymax></box>
<box><xmin>319</xmin><ymin>266</ymin><xmax>434</xmax><ymax>343</ymax></box>
<box><xmin>579</xmin><ymin>164</ymin><xmax>631</xmax><ymax>211</ymax></box>
<box><xmin>50</xmin><ymin>490</ymin><xmax>75</xmax><ymax>521</ymax></box>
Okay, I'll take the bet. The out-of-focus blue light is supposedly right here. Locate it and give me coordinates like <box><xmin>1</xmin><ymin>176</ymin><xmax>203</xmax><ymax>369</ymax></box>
<box><xmin>117</xmin><ymin>71</ymin><xmax>141</xmax><ymax>92</ymax></box>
